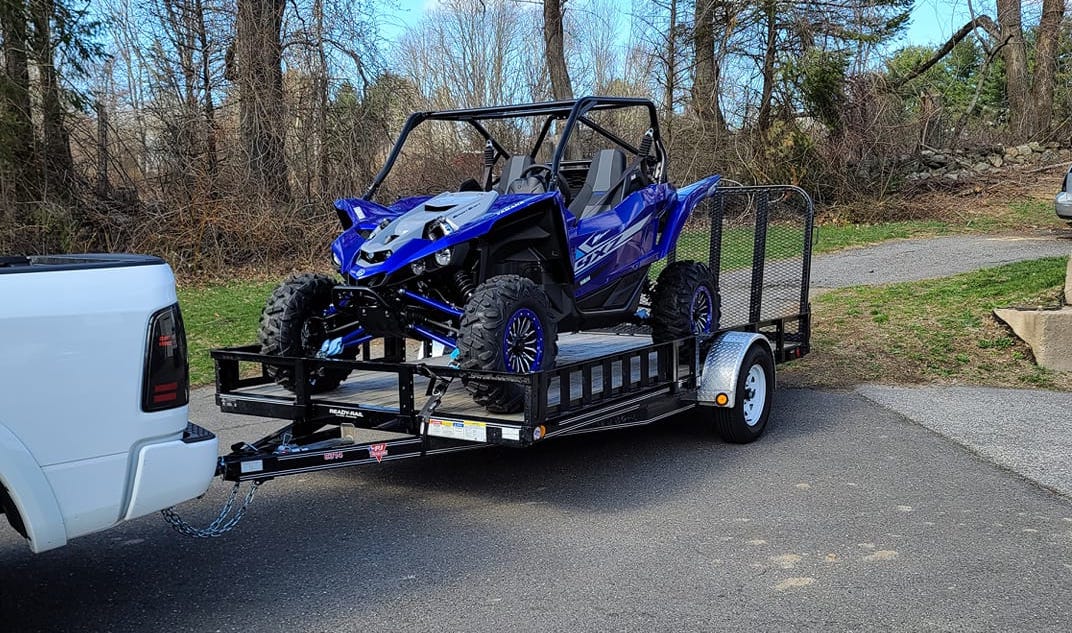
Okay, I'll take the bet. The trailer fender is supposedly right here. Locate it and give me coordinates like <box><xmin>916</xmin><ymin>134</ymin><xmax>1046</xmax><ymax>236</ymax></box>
<box><xmin>656</xmin><ymin>174</ymin><xmax>721</xmax><ymax>258</ymax></box>
<box><xmin>0</xmin><ymin>421</ymin><xmax>67</xmax><ymax>553</ymax></box>
<box><xmin>696</xmin><ymin>332</ymin><xmax>774</xmax><ymax>408</ymax></box>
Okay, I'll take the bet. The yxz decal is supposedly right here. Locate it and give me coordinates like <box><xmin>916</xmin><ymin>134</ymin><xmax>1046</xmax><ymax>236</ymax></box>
<box><xmin>574</xmin><ymin>220</ymin><xmax>647</xmax><ymax>275</ymax></box>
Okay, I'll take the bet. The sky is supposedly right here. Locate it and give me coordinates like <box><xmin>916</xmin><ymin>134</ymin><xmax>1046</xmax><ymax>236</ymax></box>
<box><xmin>377</xmin><ymin>0</ymin><xmax>972</xmax><ymax>49</ymax></box>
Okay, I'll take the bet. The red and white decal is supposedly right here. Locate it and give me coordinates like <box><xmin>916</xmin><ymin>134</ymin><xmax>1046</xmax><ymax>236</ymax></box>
<box><xmin>369</xmin><ymin>443</ymin><xmax>388</xmax><ymax>463</ymax></box>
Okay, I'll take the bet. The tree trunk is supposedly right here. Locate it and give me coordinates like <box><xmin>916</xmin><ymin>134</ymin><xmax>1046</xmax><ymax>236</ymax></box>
<box><xmin>235</xmin><ymin>0</ymin><xmax>290</xmax><ymax>202</ymax></box>
<box><xmin>0</xmin><ymin>0</ymin><xmax>38</xmax><ymax>203</ymax></box>
<box><xmin>542</xmin><ymin>0</ymin><xmax>573</xmax><ymax>100</ymax></box>
<box><xmin>756</xmin><ymin>0</ymin><xmax>777</xmax><ymax>137</ymax></box>
<box><xmin>31</xmin><ymin>0</ymin><xmax>74</xmax><ymax>196</ymax></box>
<box><xmin>193</xmin><ymin>0</ymin><xmax>218</xmax><ymax>196</ymax></box>
<box><xmin>1029</xmin><ymin>0</ymin><xmax>1065</xmax><ymax>137</ymax></box>
<box><xmin>663</xmin><ymin>0</ymin><xmax>677</xmax><ymax>137</ymax></box>
<box><xmin>995</xmin><ymin>0</ymin><xmax>1029</xmax><ymax>138</ymax></box>
<box><xmin>691</xmin><ymin>0</ymin><xmax>726</xmax><ymax>133</ymax></box>
<box><xmin>314</xmin><ymin>0</ymin><xmax>329</xmax><ymax>197</ymax></box>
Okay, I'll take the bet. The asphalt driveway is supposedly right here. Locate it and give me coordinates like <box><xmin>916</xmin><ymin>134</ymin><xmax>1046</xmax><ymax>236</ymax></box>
<box><xmin>2</xmin><ymin>388</ymin><xmax>1070</xmax><ymax>632</ymax></box>
<box><xmin>3</xmin><ymin>233</ymin><xmax>1070</xmax><ymax>631</ymax></box>
<box><xmin>811</xmin><ymin>234</ymin><xmax>1070</xmax><ymax>289</ymax></box>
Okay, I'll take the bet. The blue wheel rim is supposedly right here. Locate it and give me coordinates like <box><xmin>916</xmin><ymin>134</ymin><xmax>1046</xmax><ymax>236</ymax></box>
<box><xmin>691</xmin><ymin>286</ymin><xmax>714</xmax><ymax>334</ymax></box>
<box><xmin>502</xmin><ymin>308</ymin><xmax>544</xmax><ymax>373</ymax></box>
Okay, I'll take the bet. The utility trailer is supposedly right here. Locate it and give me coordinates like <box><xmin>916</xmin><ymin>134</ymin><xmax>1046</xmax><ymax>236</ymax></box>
<box><xmin>209</xmin><ymin>186</ymin><xmax>813</xmax><ymax>484</ymax></box>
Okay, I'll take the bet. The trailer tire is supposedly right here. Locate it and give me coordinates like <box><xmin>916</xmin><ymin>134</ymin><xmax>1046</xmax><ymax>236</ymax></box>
<box><xmin>457</xmin><ymin>275</ymin><xmax>558</xmax><ymax>413</ymax></box>
<box><xmin>714</xmin><ymin>343</ymin><xmax>774</xmax><ymax>443</ymax></box>
<box><xmin>259</xmin><ymin>273</ymin><xmax>351</xmax><ymax>394</ymax></box>
<box><xmin>651</xmin><ymin>261</ymin><xmax>719</xmax><ymax>343</ymax></box>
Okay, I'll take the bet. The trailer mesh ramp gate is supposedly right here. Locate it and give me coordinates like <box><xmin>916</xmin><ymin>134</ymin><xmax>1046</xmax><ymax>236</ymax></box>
<box><xmin>209</xmin><ymin>185</ymin><xmax>814</xmax><ymax>483</ymax></box>
<box><xmin>666</xmin><ymin>185</ymin><xmax>813</xmax><ymax>359</ymax></box>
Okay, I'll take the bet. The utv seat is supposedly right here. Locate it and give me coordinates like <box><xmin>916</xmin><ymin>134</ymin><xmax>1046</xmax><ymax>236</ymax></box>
<box><xmin>494</xmin><ymin>155</ymin><xmax>534</xmax><ymax>194</ymax></box>
<box><xmin>568</xmin><ymin>149</ymin><xmax>627</xmax><ymax>219</ymax></box>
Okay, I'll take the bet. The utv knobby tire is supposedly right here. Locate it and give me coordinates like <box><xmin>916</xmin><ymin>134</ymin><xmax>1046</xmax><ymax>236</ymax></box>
<box><xmin>650</xmin><ymin>261</ymin><xmax>719</xmax><ymax>343</ymax></box>
<box><xmin>713</xmin><ymin>343</ymin><xmax>774</xmax><ymax>444</ymax></box>
<box><xmin>258</xmin><ymin>273</ymin><xmax>351</xmax><ymax>394</ymax></box>
<box><xmin>457</xmin><ymin>275</ymin><xmax>558</xmax><ymax>413</ymax></box>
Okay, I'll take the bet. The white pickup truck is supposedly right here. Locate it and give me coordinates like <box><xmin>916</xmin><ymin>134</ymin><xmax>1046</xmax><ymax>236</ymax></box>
<box><xmin>0</xmin><ymin>254</ymin><xmax>218</xmax><ymax>552</ymax></box>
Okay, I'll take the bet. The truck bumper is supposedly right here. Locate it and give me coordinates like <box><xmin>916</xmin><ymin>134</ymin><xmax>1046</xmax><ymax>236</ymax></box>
<box><xmin>123</xmin><ymin>422</ymin><xmax>218</xmax><ymax>520</ymax></box>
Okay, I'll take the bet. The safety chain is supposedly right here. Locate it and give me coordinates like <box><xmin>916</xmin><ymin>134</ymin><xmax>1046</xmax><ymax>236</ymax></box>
<box><xmin>160</xmin><ymin>480</ymin><xmax>263</xmax><ymax>538</ymax></box>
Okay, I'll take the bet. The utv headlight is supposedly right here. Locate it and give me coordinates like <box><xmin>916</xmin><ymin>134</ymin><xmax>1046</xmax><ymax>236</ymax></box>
<box><xmin>332</xmin><ymin>253</ymin><xmax>341</xmax><ymax>267</ymax></box>
<box><xmin>434</xmin><ymin>248</ymin><xmax>452</xmax><ymax>266</ymax></box>
<box><xmin>411</xmin><ymin>260</ymin><xmax>427</xmax><ymax>276</ymax></box>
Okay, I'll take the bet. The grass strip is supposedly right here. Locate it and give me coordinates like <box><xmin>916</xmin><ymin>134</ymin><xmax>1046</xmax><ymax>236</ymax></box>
<box><xmin>179</xmin><ymin>280</ymin><xmax>279</xmax><ymax>386</ymax></box>
<box><xmin>780</xmin><ymin>256</ymin><xmax>1071</xmax><ymax>391</ymax></box>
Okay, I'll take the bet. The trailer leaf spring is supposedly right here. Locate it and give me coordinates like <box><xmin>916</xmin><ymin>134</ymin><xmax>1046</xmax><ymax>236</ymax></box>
<box><xmin>160</xmin><ymin>480</ymin><xmax>263</xmax><ymax>538</ymax></box>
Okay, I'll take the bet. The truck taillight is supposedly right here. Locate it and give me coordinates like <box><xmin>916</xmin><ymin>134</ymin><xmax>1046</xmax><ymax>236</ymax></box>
<box><xmin>142</xmin><ymin>303</ymin><xmax>189</xmax><ymax>412</ymax></box>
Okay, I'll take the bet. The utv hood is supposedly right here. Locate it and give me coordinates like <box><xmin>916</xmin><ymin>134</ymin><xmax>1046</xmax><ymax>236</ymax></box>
<box><xmin>335</xmin><ymin>190</ymin><xmax>558</xmax><ymax>283</ymax></box>
<box><xmin>356</xmin><ymin>191</ymin><xmax>499</xmax><ymax>264</ymax></box>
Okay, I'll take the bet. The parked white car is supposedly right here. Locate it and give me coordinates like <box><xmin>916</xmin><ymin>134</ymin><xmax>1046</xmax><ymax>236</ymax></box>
<box><xmin>1057</xmin><ymin>164</ymin><xmax>1072</xmax><ymax>220</ymax></box>
<box><xmin>0</xmin><ymin>254</ymin><xmax>218</xmax><ymax>552</ymax></box>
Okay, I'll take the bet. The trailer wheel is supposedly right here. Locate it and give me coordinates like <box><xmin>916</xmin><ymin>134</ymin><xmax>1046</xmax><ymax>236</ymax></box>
<box><xmin>259</xmin><ymin>273</ymin><xmax>352</xmax><ymax>394</ymax></box>
<box><xmin>457</xmin><ymin>275</ymin><xmax>558</xmax><ymax>413</ymax></box>
<box><xmin>651</xmin><ymin>261</ymin><xmax>719</xmax><ymax>342</ymax></box>
<box><xmin>714</xmin><ymin>343</ymin><xmax>774</xmax><ymax>443</ymax></box>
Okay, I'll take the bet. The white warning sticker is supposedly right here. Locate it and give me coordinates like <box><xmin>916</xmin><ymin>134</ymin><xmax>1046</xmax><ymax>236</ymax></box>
<box><xmin>428</xmin><ymin>418</ymin><xmax>488</xmax><ymax>442</ymax></box>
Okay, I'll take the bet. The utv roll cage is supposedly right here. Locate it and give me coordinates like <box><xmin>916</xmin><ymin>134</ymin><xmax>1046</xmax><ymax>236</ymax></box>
<box><xmin>363</xmin><ymin>96</ymin><xmax>666</xmax><ymax>201</ymax></box>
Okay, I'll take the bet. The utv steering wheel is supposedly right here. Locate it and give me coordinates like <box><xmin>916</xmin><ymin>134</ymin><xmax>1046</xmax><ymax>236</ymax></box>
<box><xmin>519</xmin><ymin>164</ymin><xmax>572</xmax><ymax>206</ymax></box>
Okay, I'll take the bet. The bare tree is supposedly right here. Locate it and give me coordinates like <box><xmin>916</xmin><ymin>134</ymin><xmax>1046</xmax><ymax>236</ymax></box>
<box><xmin>892</xmin><ymin>0</ymin><xmax>1067</xmax><ymax>140</ymax></box>
<box><xmin>233</xmin><ymin>0</ymin><xmax>290</xmax><ymax>201</ymax></box>
<box><xmin>542</xmin><ymin>0</ymin><xmax>573</xmax><ymax>99</ymax></box>
<box><xmin>567</xmin><ymin>0</ymin><xmax>625</xmax><ymax>95</ymax></box>
<box><xmin>395</xmin><ymin>0</ymin><xmax>537</xmax><ymax>109</ymax></box>
<box><xmin>32</xmin><ymin>0</ymin><xmax>75</xmax><ymax>195</ymax></box>
<box><xmin>995</xmin><ymin>0</ymin><xmax>1030</xmax><ymax>136</ymax></box>
<box><xmin>1</xmin><ymin>0</ymin><xmax>38</xmax><ymax>203</ymax></box>
<box><xmin>691</xmin><ymin>0</ymin><xmax>727</xmax><ymax>133</ymax></box>
<box><xmin>1025</xmin><ymin>0</ymin><xmax>1065</xmax><ymax>136</ymax></box>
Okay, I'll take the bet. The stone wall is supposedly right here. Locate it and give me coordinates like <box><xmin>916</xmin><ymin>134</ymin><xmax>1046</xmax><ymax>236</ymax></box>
<box><xmin>905</xmin><ymin>142</ymin><xmax>1072</xmax><ymax>184</ymax></box>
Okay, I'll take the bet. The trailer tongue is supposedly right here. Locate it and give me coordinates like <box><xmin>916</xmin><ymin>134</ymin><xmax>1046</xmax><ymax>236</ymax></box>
<box><xmin>204</xmin><ymin>186</ymin><xmax>813</xmax><ymax>488</ymax></box>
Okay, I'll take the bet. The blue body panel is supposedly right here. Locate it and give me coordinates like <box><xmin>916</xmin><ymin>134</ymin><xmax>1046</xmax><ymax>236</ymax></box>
<box><xmin>569</xmin><ymin>183</ymin><xmax>674</xmax><ymax>295</ymax></box>
<box><xmin>331</xmin><ymin>175</ymin><xmax>721</xmax><ymax>294</ymax></box>
<box><xmin>656</xmin><ymin>174</ymin><xmax>721</xmax><ymax>258</ymax></box>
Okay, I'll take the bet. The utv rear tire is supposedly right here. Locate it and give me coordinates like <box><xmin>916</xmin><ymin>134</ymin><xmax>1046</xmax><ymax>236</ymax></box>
<box><xmin>457</xmin><ymin>275</ymin><xmax>558</xmax><ymax>413</ymax></box>
<box><xmin>651</xmin><ymin>261</ymin><xmax>719</xmax><ymax>342</ymax></box>
<box><xmin>258</xmin><ymin>273</ymin><xmax>351</xmax><ymax>394</ymax></box>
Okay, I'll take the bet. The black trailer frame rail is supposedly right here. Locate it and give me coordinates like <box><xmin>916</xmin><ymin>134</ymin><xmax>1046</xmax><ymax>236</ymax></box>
<box><xmin>211</xmin><ymin>184</ymin><xmax>815</xmax><ymax>483</ymax></box>
<box><xmin>215</xmin><ymin>335</ymin><xmax>701</xmax><ymax>481</ymax></box>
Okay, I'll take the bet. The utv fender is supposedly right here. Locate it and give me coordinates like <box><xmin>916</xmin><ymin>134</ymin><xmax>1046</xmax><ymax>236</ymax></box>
<box><xmin>656</xmin><ymin>174</ymin><xmax>722</xmax><ymax>258</ymax></box>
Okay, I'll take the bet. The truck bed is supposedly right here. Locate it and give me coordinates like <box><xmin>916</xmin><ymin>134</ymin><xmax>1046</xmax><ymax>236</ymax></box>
<box><xmin>0</xmin><ymin>253</ymin><xmax>166</xmax><ymax>274</ymax></box>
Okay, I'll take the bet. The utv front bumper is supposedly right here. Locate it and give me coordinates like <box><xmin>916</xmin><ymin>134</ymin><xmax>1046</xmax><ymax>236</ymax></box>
<box><xmin>334</xmin><ymin>286</ymin><xmax>408</xmax><ymax>338</ymax></box>
<box><xmin>333</xmin><ymin>285</ymin><xmax>463</xmax><ymax>348</ymax></box>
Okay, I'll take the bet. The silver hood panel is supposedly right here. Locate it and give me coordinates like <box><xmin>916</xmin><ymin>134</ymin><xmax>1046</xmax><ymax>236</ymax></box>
<box><xmin>359</xmin><ymin>191</ymin><xmax>499</xmax><ymax>258</ymax></box>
